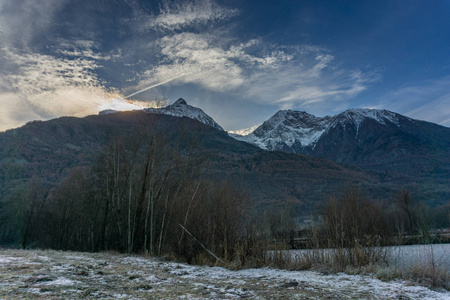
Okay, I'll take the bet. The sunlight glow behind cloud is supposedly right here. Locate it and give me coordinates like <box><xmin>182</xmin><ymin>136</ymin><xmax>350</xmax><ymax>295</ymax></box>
<box><xmin>0</xmin><ymin>47</ymin><xmax>146</xmax><ymax>131</ymax></box>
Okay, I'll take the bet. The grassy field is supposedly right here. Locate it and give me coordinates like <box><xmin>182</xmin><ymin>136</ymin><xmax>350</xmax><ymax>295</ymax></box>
<box><xmin>1</xmin><ymin>249</ymin><xmax>449</xmax><ymax>299</ymax></box>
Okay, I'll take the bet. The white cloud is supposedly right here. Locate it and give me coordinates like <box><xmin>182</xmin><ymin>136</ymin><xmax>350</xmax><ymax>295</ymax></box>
<box><xmin>0</xmin><ymin>48</ymin><xmax>101</xmax><ymax>95</ymax></box>
<box><xmin>244</xmin><ymin>54</ymin><xmax>371</xmax><ymax>108</ymax></box>
<box><xmin>134</xmin><ymin>33</ymin><xmax>250</xmax><ymax>93</ymax></box>
<box><xmin>0</xmin><ymin>86</ymin><xmax>148</xmax><ymax>132</ymax></box>
<box><xmin>406</xmin><ymin>95</ymin><xmax>450</xmax><ymax>126</ymax></box>
<box><xmin>0</xmin><ymin>0</ymin><xmax>125</xmax><ymax>130</ymax></box>
<box><xmin>133</xmin><ymin>29</ymin><xmax>372</xmax><ymax>110</ymax></box>
<box><xmin>134</xmin><ymin>31</ymin><xmax>365</xmax><ymax>107</ymax></box>
<box><xmin>228</xmin><ymin>124</ymin><xmax>260</xmax><ymax>136</ymax></box>
<box><xmin>26</xmin><ymin>87</ymin><xmax>121</xmax><ymax>118</ymax></box>
<box><xmin>144</xmin><ymin>0</ymin><xmax>238</xmax><ymax>31</ymax></box>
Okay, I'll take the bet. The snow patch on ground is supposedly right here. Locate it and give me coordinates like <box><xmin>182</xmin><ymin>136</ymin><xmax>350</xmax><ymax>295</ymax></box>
<box><xmin>40</xmin><ymin>277</ymin><xmax>79</xmax><ymax>286</ymax></box>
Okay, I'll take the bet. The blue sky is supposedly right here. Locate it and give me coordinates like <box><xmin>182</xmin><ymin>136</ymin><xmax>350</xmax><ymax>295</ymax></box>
<box><xmin>0</xmin><ymin>0</ymin><xmax>449</xmax><ymax>131</ymax></box>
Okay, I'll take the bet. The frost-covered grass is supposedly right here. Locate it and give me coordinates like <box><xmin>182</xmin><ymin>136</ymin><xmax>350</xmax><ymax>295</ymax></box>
<box><xmin>1</xmin><ymin>249</ymin><xmax>449</xmax><ymax>299</ymax></box>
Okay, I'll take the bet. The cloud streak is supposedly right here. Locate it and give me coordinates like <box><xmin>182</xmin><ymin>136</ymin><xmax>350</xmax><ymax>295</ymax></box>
<box><xmin>0</xmin><ymin>48</ymin><xmax>101</xmax><ymax>94</ymax></box>
<box><xmin>143</xmin><ymin>0</ymin><xmax>238</xmax><ymax>31</ymax></box>
<box><xmin>379</xmin><ymin>77</ymin><xmax>450</xmax><ymax>127</ymax></box>
<box><xmin>125</xmin><ymin>73</ymin><xmax>187</xmax><ymax>99</ymax></box>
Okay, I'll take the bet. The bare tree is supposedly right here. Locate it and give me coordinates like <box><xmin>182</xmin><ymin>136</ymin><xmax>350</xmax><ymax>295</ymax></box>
<box><xmin>22</xmin><ymin>178</ymin><xmax>51</xmax><ymax>249</ymax></box>
<box><xmin>396</xmin><ymin>188</ymin><xmax>415</xmax><ymax>234</ymax></box>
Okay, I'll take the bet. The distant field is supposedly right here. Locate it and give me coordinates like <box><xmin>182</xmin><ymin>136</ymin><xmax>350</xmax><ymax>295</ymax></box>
<box><xmin>1</xmin><ymin>249</ymin><xmax>449</xmax><ymax>299</ymax></box>
<box><xmin>287</xmin><ymin>244</ymin><xmax>450</xmax><ymax>270</ymax></box>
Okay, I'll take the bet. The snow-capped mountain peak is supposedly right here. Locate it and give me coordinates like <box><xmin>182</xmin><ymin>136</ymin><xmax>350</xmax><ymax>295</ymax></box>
<box><xmin>233</xmin><ymin>110</ymin><xmax>331</xmax><ymax>151</ymax></box>
<box><xmin>232</xmin><ymin>108</ymin><xmax>404</xmax><ymax>152</ymax></box>
<box><xmin>334</xmin><ymin>109</ymin><xmax>400</xmax><ymax>128</ymax></box>
<box><xmin>144</xmin><ymin>98</ymin><xmax>224</xmax><ymax>131</ymax></box>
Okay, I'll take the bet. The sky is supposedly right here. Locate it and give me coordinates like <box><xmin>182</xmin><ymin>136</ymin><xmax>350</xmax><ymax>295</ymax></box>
<box><xmin>1</xmin><ymin>0</ymin><xmax>450</xmax><ymax>132</ymax></box>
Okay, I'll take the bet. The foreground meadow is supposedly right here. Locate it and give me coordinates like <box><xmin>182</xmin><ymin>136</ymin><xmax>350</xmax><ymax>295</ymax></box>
<box><xmin>1</xmin><ymin>249</ymin><xmax>449</xmax><ymax>299</ymax></box>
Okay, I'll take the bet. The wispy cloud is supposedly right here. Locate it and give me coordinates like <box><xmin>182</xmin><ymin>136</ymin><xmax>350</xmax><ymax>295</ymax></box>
<box><xmin>379</xmin><ymin>77</ymin><xmax>450</xmax><ymax>127</ymax></box>
<box><xmin>0</xmin><ymin>48</ymin><xmax>101</xmax><ymax>95</ymax></box>
<box><xmin>244</xmin><ymin>54</ymin><xmax>375</xmax><ymax>108</ymax></box>
<box><xmin>127</xmin><ymin>0</ymin><xmax>375</xmax><ymax>114</ymax></box>
<box><xmin>142</xmin><ymin>33</ymin><xmax>287</xmax><ymax>91</ymax></box>
<box><xmin>134</xmin><ymin>29</ymin><xmax>375</xmax><ymax>112</ymax></box>
<box><xmin>143</xmin><ymin>0</ymin><xmax>238</xmax><ymax>31</ymax></box>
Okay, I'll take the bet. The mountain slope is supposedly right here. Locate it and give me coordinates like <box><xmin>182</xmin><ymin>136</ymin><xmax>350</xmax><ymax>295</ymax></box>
<box><xmin>0</xmin><ymin>111</ymin><xmax>398</xmax><ymax>211</ymax></box>
<box><xmin>1</xmin><ymin>107</ymin><xmax>448</xmax><ymax>207</ymax></box>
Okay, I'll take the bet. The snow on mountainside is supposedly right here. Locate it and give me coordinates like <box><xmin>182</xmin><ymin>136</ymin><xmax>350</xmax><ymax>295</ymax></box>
<box><xmin>233</xmin><ymin>109</ymin><xmax>403</xmax><ymax>152</ymax></box>
<box><xmin>144</xmin><ymin>98</ymin><xmax>224</xmax><ymax>131</ymax></box>
<box><xmin>331</xmin><ymin>109</ymin><xmax>400</xmax><ymax>129</ymax></box>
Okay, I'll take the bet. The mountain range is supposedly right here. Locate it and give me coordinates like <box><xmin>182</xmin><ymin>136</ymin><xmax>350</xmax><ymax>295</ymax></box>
<box><xmin>233</xmin><ymin>108</ymin><xmax>450</xmax><ymax>178</ymax></box>
<box><xmin>119</xmin><ymin>98</ymin><xmax>449</xmax><ymax>181</ymax></box>
<box><xmin>137</xmin><ymin>98</ymin><xmax>450</xmax><ymax>205</ymax></box>
<box><xmin>1</xmin><ymin>98</ymin><xmax>449</xmax><ymax>208</ymax></box>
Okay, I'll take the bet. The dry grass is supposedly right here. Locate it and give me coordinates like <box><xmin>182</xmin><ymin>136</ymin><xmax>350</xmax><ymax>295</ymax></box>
<box><xmin>267</xmin><ymin>244</ymin><xmax>449</xmax><ymax>291</ymax></box>
<box><xmin>1</xmin><ymin>248</ymin><xmax>448</xmax><ymax>299</ymax></box>
<box><xmin>386</xmin><ymin>244</ymin><xmax>449</xmax><ymax>290</ymax></box>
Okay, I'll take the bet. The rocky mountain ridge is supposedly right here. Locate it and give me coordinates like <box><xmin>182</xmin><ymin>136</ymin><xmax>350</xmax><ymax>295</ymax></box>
<box><xmin>232</xmin><ymin>108</ymin><xmax>449</xmax><ymax>181</ymax></box>
<box><xmin>233</xmin><ymin>108</ymin><xmax>404</xmax><ymax>152</ymax></box>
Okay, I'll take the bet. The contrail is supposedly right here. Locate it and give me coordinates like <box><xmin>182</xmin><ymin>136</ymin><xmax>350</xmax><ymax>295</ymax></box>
<box><xmin>124</xmin><ymin>73</ymin><xmax>186</xmax><ymax>99</ymax></box>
